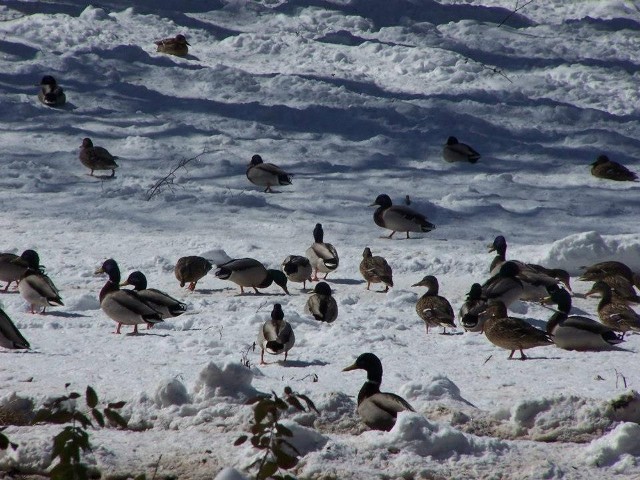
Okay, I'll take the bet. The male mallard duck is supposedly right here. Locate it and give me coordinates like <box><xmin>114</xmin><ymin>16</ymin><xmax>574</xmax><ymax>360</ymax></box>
<box><xmin>442</xmin><ymin>136</ymin><xmax>480</xmax><ymax>164</ymax></box>
<box><xmin>121</xmin><ymin>271</ymin><xmax>187</xmax><ymax>319</ymax></box>
<box><xmin>154</xmin><ymin>34</ymin><xmax>190</xmax><ymax>57</ymax></box>
<box><xmin>174</xmin><ymin>256</ymin><xmax>213</xmax><ymax>291</ymax></box>
<box><xmin>215</xmin><ymin>258</ymin><xmax>289</xmax><ymax>295</ymax></box>
<box><xmin>37</xmin><ymin>75</ymin><xmax>65</xmax><ymax>107</ymax></box>
<box><xmin>0</xmin><ymin>250</ymin><xmax>35</xmax><ymax>291</ymax></box>
<box><xmin>281</xmin><ymin>255</ymin><xmax>312</xmax><ymax>289</ymax></box>
<box><xmin>591</xmin><ymin>154</ymin><xmax>637</xmax><ymax>182</ymax></box>
<box><xmin>412</xmin><ymin>275</ymin><xmax>455</xmax><ymax>334</ymax></box>
<box><xmin>18</xmin><ymin>251</ymin><xmax>63</xmax><ymax>314</ymax></box>
<box><xmin>585</xmin><ymin>281</ymin><xmax>640</xmax><ymax>337</ymax></box>
<box><xmin>359</xmin><ymin>247</ymin><xmax>393</xmax><ymax>292</ymax></box>
<box><xmin>545</xmin><ymin>285</ymin><xmax>623</xmax><ymax>351</ymax></box>
<box><xmin>257</xmin><ymin>303</ymin><xmax>295</xmax><ymax>364</ymax></box>
<box><xmin>480</xmin><ymin>261</ymin><xmax>524</xmax><ymax>308</ymax></box>
<box><xmin>305</xmin><ymin>223</ymin><xmax>339</xmax><ymax>281</ymax></box>
<box><xmin>96</xmin><ymin>259</ymin><xmax>163</xmax><ymax>334</ymax></box>
<box><xmin>579</xmin><ymin>261</ymin><xmax>640</xmax><ymax>289</ymax></box>
<box><xmin>246</xmin><ymin>154</ymin><xmax>292</xmax><ymax>193</ymax></box>
<box><xmin>0</xmin><ymin>307</ymin><xmax>30</xmax><ymax>349</ymax></box>
<box><xmin>79</xmin><ymin>138</ymin><xmax>119</xmax><ymax>177</ymax></box>
<box><xmin>459</xmin><ymin>283</ymin><xmax>486</xmax><ymax>332</ymax></box>
<box><xmin>305</xmin><ymin>281</ymin><xmax>338</xmax><ymax>323</ymax></box>
<box><xmin>369</xmin><ymin>194</ymin><xmax>435</xmax><ymax>239</ymax></box>
<box><xmin>343</xmin><ymin>352</ymin><xmax>415</xmax><ymax>431</ymax></box>
<box><xmin>483</xmin><ymin>302</ymin><xmax>553</xmax><ymax>360</ymax></box>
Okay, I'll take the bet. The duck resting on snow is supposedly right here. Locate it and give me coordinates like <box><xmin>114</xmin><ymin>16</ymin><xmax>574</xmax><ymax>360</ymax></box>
<box><xmin>369</xmin><ymin>194</ymin><xmax>435</xmax><ymax>239</ymax></box>
<box><xmin>246</xmin><ymin>154</ymin><xmax>292</xmax><ymax>193</ymax></box>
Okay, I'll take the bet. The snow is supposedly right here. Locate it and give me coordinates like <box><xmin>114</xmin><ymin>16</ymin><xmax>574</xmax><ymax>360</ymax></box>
<box><xmin>1</xmin><ymin>0</ymin><xmax>640</xmax><ymax>478</ymax></box>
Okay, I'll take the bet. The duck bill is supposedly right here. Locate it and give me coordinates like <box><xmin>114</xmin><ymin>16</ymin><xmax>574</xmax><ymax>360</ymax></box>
<box><xmin>584</xmin><ymin>288</ymin><xmax>596</xmax><ymax>297</ymax></box>
<box><xmin>342</xmin><ymin>363</ymin><xmax>358</xmax><ymax>372</ymax></box>
<box><xmin>487</xmin><ymin>245</ymin><xmax>496</xmax><ymax>252</ymax></box>
<box><xmin>94</xmin><ymin>267</ymin><xmax>105</xmax><ymax>275</ymax></box>
<box><xmin>119</xmin><ymin>280</ymin><xmax>131</xmax><ymax>287</ymax></box>
<box><xmin>368</xmin><ymin>202</ymin><xmax>378</xmax><ymax>207</ymax></box>
<box><xmin>410</xmin><ymin>281</ymin><xmax>423</xmax><ymax>287</ymax></box>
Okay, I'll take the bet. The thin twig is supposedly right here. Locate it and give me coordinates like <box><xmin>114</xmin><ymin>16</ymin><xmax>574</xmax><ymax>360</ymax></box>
<box><xmin>145</xmin><ymin>150</ymin><xmax>213</xmax><ymax>200</ymax></box>
<box><xmin>498</xmin><ymin>0</ymin><xmax>536</xmax><ymax>28</ymax></box>
<box><xmin>150</xmin><ymin>453</ymin><xmax>162</xmax><ymax>480</ymax></box>
<box><xmin>615</xmin><ymin>369</ymin><xmax>628</xmax><ymax>389</ymax></box>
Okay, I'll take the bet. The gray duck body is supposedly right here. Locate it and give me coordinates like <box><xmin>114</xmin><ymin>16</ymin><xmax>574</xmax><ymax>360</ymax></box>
<box><xmin>257</xmin><ymin>304</ymin><xmax>295</xmax><ymax>364</ymax></box>
<box><xmin>305</xmin><ymin>281</ymin><xmax>338</xmax><ymax>323</ymax></box>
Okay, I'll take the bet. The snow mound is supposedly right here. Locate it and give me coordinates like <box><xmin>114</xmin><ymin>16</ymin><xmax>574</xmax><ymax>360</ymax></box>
<box><xmin>63</xmin><ymin>293</ymin><xmax>100</xmax><ymax>311</ymax></box>
<box><xmin>201</xmin><ymin>249</ymin><xmax>233</xmax><ymax>267</ymax></box>
<box><xmin>279</xmin><ymin>419</ymin><xmax>329</xmax><ymax>456</ymax></box>
<box><xmin>154</xmin><ymin>377</ymin><xmax>191</xmax><ymax>408</ymax></box>
<box><xmin>584</xmin><ymin>422</ymin><xmax>640</xmax><ymax>468</ymax></box>
<box><xmin>214</xmin><ymin>468</ymin><xmax>249</xmax><ymax>480</ymax></box>
<box><xmin>401</xmin><ymin>375</ymin><xmax>475</xmax><ymax>407</ymax></box>
<box><xmin>193</xmin><ymin>362</ymin><xmax>257</xmax><ymax>401</ymax></box>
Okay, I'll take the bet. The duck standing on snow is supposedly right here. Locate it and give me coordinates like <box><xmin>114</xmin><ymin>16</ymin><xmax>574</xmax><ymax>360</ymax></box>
<box><xmin>442</xmin><ymin>136</ymin><xmax>481</xmax><ymax>163</ymax></box>
<box><xmin>154</xmin><ymin>34</ymin><xmax>190</xmax><ymax>56</ymax></box>
<box><xmin>174</xmin><ymin>256</ymin><xmax>213</xmax><ymax>291</ymax></box>
<box><xmin>359</xmin><ymin>247</ymin><xmax>393</xmax><ymax>292</ymax></box>
<box><xmin>246</xmin><ymin>154</ymin><xmax>292</xmax><ymax>193</ymax></box>
<box><xmin>369</xmin><ymin>194</ymin><xmax>435</xmax><ymax>239</ymax></box>
<box><xmin>585</xmin><ymin>281</ymin><xmax>640</xmax><ymax>337</ymax></box>
<box><xmin>305</xmin><ymin>223</ymin><xmax>339</xmax><ymax>281</ymax></box>
<box><xmin>590</xmin><ymin>155</ymin><xmax>638</xmax><ymax>182</ymax></box>
<box><xmin>412</xmin><ymin>275</ymin><xmax>456</xmax><ymax>334</ymax></box>
<box><xmin>282</xmin><ymin>255</ymin><xmax>312</xmax><ymax>290</ymax></box>
<box><xmin>305</xmin><ymin>281</ymin><xmax>338</xmax><ymax>323</ymax></box>
<box><xmin>0</xmin><ymin>307</ymin><xmax>30</xmax><ymax>350</ymax></box>
<box><xmin>0</xmin><ymin>250</ymin><xmax>35</xmax><ymax>291</ymax></box>
<box><xmin>257</xmin><ymin>303</ymin><xmax>295</xmax><ymax>364</ymax></box>
<box><xmin>215</xmin><ymin>258</ymin><xmax>289</xmax><ymax>295</ymax></box>
<box><xmin>79</xmin><ymin>138</ymin><xmax>119</xmax><ymax>177</ymax></box>
<box><xmin>37</xmin><ymin>75</ymin><xmax>66</xmax><ymax>107</ymax></box>
<box><xmin>18</xmin><ymin>251</ymin><xmax>63</xmax><ymax>314</ymax></box>
<box><xmin>480</xmin><ymin>261</ymin><xmax>524</xmax><ymax>308</ymax></box>
<box><xmin>460</xmin><ymin>283</ymin><xmax>486</xmax><ymax>332</ymax></box>
<box><xmin>121</xmin><ymin>271</ymin><xmax>187</xmax><ymax>319</ymax></box>
<box><xmin>343</xmin><ymin>352</ymin><xmax>415</xmax><ymax>431</ymax></box>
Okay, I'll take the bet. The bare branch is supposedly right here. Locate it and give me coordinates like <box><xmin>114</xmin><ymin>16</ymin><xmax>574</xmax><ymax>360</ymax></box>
<box><xmin>498</xmin><ymin>0</ymin><xmax>536</xmax><ymax>28</ymax></box>
<box><xmin>145</xmin><ymin>149</ymin><xmax>214</xmax><ymax>201</ymax></box>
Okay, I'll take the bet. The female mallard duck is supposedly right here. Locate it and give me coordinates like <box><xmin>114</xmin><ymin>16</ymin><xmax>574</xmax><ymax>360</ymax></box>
<box><xmin>359</xmin><ymin>247</ymin><xmax>393</xmax><ymax>292</ymax></box>
<box><xmin>0</xmin><ymin>307</ymin><xmax>30</xmax><ymax>349</ymax></box>
<box><xmin>215</xmin><ymin>258</ymin><xmax>289</xmax><ymax>295</ymax></box>
<box><xmin>96</xmin><ymin>259</ymin><xmax>163</xmax><ymax>334</ymax></box>
<box><xmin>585</xmin><ymin>281</ymin><xmax>640</xmax><ymax>337</ymax></box>
<box><xmin>121</xmin><ymin>271</ymin><xmax>187</xmax><ymax>319</ymax></box>
<box><xmin>305</xmin><ymin>281</ymin><xmax>338</xmax><ymax>323</ymax></box>
<box><xmin>343</xmin><ymin>353</ymin><xmax>415</xmax><ymax>431</ymax></box>
<box><xmin>281</xmin><ymin>255</ymin><xmax>312</xmax><ymax>289</ymax></box>
<box><xmin>460</xmin><ymin>283</ymin><xmax>486</xmax><ymax>332</ymax></box>
<box><xmin>174</xmin><ymin>256</ymin><xmax>213</xmax><ymax>291</ymax></box>
<box><xmin>79</xmin><ymin>138</ymin><xmax>119</xmax><ymax>177</ymax></box>
<box><xmin>442</xmin><ymin>136</ymin><xmax>480</xmax><ymax>164</ymax></box>
<box><xmin>591</xmin><ymin>154</ymin><xmax>637</xmax><ymax>182</ymax></box>
<box><xmin>257</xmin><ymin>304</ymin><xmax>295</xmax><ymax>364</ymax></box>
<box><xmin>154</xmin><ymin>34</ymin><xmax>190</xmax><ymax>56</ymax></box>
<box><xmin>545</xmin><ymin>285</ymin><xmax>623</xmax><ymax>351</ymax></box>
<box><xmin>412</xmin><ymin>275</ymin><xmax>455</xmax><ymax>334</ymax></box>
<box><xmin>18</xmin><ymin>251</ymin><xmax>63</xmax><ymax>314</ymax></box>
<box><xmin>37</xmin><ymin>75</ymin><xmax>65</xmax><ymax>107</ymax></box>
<box><xmin>0</xmin><ymin>249</ymin><xmax>36</xmax><ymax>291</ymax></box>
<box><xmin>246</xmin><ymin>154</ymin><xmax>292</xmax><ymax>193</ymax></box>
<box><xmin>591</xmin><ymin>275</ymin><xmax>640</xmax><ymax>304</ymax></box>
<box><xmin>305</xmin><ymin>223</ymin><xmax>339</xmax><ymax>281</ymax></box>
<box><xmin>483</xmin><ymin>302</ymin><xmax>553</xmax><ymax>360</ymax></box>
<box><xmin>370</xmin><ymin>194</ymin><xmax>435</xmax><ymax>239</ymax></box>
<box><xmin>579</xmin><ymin>261</ymin><xmax>640</xmax><ymax>289</ymax></box>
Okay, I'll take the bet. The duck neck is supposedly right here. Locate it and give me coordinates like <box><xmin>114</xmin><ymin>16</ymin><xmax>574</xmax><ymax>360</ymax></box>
<box><xmin>358</xmin><ymin>379</ymin><xmax>381</xmax><ymax>405</ymax></box>
<box><xmin>99</xmin><ymin>281</ymin><xmax>119</xmax><ymax>303</ymax></box>
<box><xmin>547</xmin><ymin>310</ymin><xmax>567</xmax><ymax>335</ymax></box>
<box><xmin>373</xmin><ymin>207</ymin><xmax>385</xmax><ymax>228</ymax></box>
<box><xmin>598</xmin><ymin>287</ymin><xmax>612</xmax><ymax>310</ymax></box>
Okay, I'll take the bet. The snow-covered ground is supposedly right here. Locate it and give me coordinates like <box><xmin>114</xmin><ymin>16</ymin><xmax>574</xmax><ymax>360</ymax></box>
<box><xmin>1</xmin><ymin>0</ymin><xmax>640</xmax><ymax>478</ymax></box>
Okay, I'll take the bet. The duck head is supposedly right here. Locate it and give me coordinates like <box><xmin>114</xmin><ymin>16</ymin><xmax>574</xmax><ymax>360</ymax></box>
<box><xmin>545</xmin><ymin>284</ymin><xmax>571</xmax><ymax>313</ymax></box>
<box><xmin>249</xmin><ymin>154</ymin><xmax>263</xmax><ymax>167</ymax></box>
<box><xmin>267</xmin><ymin>269</ymin><xmax>289</xmax><ymax>295</ymax></box>
<box><xmin>19</xmin><ymin>249</ymin><xmax>41</xmax><ymax>270</ymax></box>
<box><xmin>362</xmin><ymin>247</ymin><xmax>372</xmax><ymax>258</ymax></box>
<box><xmin>411</xmin><ymin>275</ymin><xmax>439</xmax><ymax>294</ymax></box>
<box><xmin>39</xmin><ymin>75</ymin><xmax>58</xmax><ymax>90</ymax></box>
<box><xmin>312</xmin><ymin>281</ymin><xmax>332</xmax><ymax>296</ymax></box>
<box><xmin>343</xmin><ymin>352</ymin><xmax>383</xmax><ymax>383</ymax></box>
<box><xmin>585</xmin><ymin>280</ymin><xmax>611</xmax><ymax>298</ymax></box>
<box><xmin>369</xmin><ymin>194</ymin><xmax>392</xmax><ymax>209</ymax></box>
<box><xmin>488</xmin><ymin>235</ymin><xmax>507</xmax><ymax>254</ymax></box>
<box><xmin>271</xmin><ymin>303</ymin><xmax>284</xmax><ymax>321</ymax></box>
<box><xmin>312</xmin><ymin>223</ymin><xmax>324</xmax><ymax>243</ymax></box>
<box><xmin>175</xmin><ymin>34</ymin><xmax>190</xmax><ymax>46</ymax></box>
<box><xmin>591</xmin><ymin>155</ymin><xmax>609</xmax><ymax>167</ymax></box>
<box><xmin>466</xmin><ymin>283</ymin><xmax>483</xmax><ymax>300</ymax></box>
<box><xmin>96</xmin><ymin>259</ymin><xmax>121</xmax><ymax>283</ymax></box>
<box><xmin>121</xmin><ymin>271</ymin><xmax>147</xmax><ymax>290</ymax></box>
<box><xmin>446</xmin><ymin>136</ymin><xmax>459</xmax><ymax>146</ymax></box>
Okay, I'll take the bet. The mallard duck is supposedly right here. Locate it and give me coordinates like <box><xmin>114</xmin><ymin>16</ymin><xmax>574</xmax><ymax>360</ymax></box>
<box><xmin>369</xmin><ymin>194</ymin><xmax>435</xmax><ymax>239</ymax></box>
<box><xmin>412</xmin><ymin>275</ymin><xmax>456</xmax><ymax>334</ymax></box>
<box><xmin>215</xmin><ymin>258</ymin><xmax>289</xmax><ymax>295</ymax></box>
<box><xmin>0</xmin><ymin>250</ymin><xmax>36</xmax><ymax>291</ymax></box>
<box><xmin>257</xmin><ymin>304</ymin><xmax>295</xmax><ymax>364</ymax></box>
<box><xmin>246</xmin><ymin>154</ymin><xmax>292</xmax><ymax>193</ymax></box>
<box><xmin>281</xmin><ymin>255</ymin><xmax>312</xmax><ymax>289</ymax></box>
<box><xmin>591</xmin><ymin>154</ymin><xmax>637</xmax><ymax>182</ymax></box>
<box><xmin>343</xmin><ymin>352</ymin><xmax>415</xmax><ymax>431</ymax></box>
<box><xmin>459</xmin><ymin>283</ymin><xmax>487</xmax><ymax>332</ymax></box>
<box><xmin>305</xmin><ymin>281</ymin><xmax>338</xmax><ymax>323</ymax></box>
<box><xmin>591</xmin><ymin>275</ymin><xmax>640</xmax><ymax>304</ymax></box>
<box><xmin>18</xmin><ymin>251</ymin><xmax>63</xmax><ymax>314</ymax></box>
<box><xmin>483</xmin><ymin>302</ymin><xmax>553</xmax><ymax>360</ymax></box>
<box><xmin>586</xmin><ymin>281</ymin><xmax>640</xmax><ymax>337</ymax></box>
<box><xmin>154</xmin><ymin>34</ymin><xmax>190</xmax><ymax>57</ymax></box>
<box><xmin>305</xmin><ymin>223</ymin><xmax>339</xmax><ymax>281</ymax></box>
<box><xmin>481</xmin><ymin>261</ymin><xmax>524</xmax><ymax>308</ymax></box>
<box><xmin>96</xmin><ymin>259</ymin><xmax>163</xmax><ymax>334</ymax></box>
<box><xmin>37</xmin><ymin>75</ymin><xmax>65</xmax><ymax>107</ymax></box>
<box><xmin>0</xmin><ymin>307</ymin><xmax>30</xmax><ymax>349</ymax></box>
<box><xmin>545</xmin><ymin>285</ymin><xmax>623</xmax><ymax>351</ymax></box>
<box><xmin>442</xmin><ymin>136</ymin><xmax>480</xmax><ymax>164</ymax></box>
<box><xmin>174</xmin><ymin>256</ymin><xmax>212</xmax><ymax>291</ymax></box>
<box><xmin>79</xmin><ymin>138</ymin><xmax>119</xmax><ymax>177</ymax></box>
<box><xmin>359</xmin><ymin>247</ymin><xmax>393</xmax><ymax>292</ymax></box>
<box><xmin>579</xmin><ymin>261</ymin><xmax>640</xmax><ymax>289</ymax></box>
<box><xmin>121</xmin><ymin>271</ymin><xmax>187</xmax><ymax>319</ymax></box>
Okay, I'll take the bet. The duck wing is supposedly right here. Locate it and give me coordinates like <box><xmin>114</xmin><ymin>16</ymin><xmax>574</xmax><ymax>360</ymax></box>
<box><xmin>0</xmin><ymin>309</ymin><xmax>29</xmax><ymax>349</ymax></box>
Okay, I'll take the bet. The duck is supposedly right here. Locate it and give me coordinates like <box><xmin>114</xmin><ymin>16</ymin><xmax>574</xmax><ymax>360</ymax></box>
<box><xmin>480</xmin><ymin>261</ymin><xmax>524</xmax><ymax>308</ymax></box>
<box><xmin>18</xmin><ymin>251</ymin><xmax>63</xmax><ymax>314</ymax></box>
<box><xmin>0</xmin><ymin>307</ymin><xmax>30</xmax><ymax>349</ymax></box>
<box><xmin>281</xmin><ymin>255</ymin><xmax>312</xmax><ymax>289</ymax></box>
<box><xmin>412</xmin><ymin>275</ymin><xmax>456</xmax><ymax>334</ymax></box>
<box><xmin>174</xmin><ymin>256</ymin><xmax>213</xmax><ymax>291</ymax></box>
<box><xmin>305</xmin><ymin>223</ymin><xmax>339</xmax><ymax>281</ymax></box>
<box><xmin>369</xmin><ymin>194</ymin><xmax>435</xmax><ymax>239</ymax></box>
<box><xmin>305</xmin><ymin>281</ymin><xmax>338</xmax><ymax>323</ymax></box>
<box><xmin>545</xmin><ymin>285</ymin><xmax>623</xmax><ymax>351</ymax></box>
<box><xmin>585</xmin><ymin>281</ymin><xmax>640</xmax><ymax>337</ymax></box>
<box><xmin>154</xmin><ymin>34</ymin><xmax>190</xmax><ymax>57</ymax></box>
<box><xmin>79</xmin><ymin>138</ymin><xmax>119</xmax><ymax>177</ymax></box>
<box><xmin>579</xmin><ymin>261</ymin><xmax>640</xmax><ymax>289</ymax></box>
<box><xmin>589</xmin><ymin>274</ymin><xmax>640</xmax><ymax>304</ymax></box>
<box><xmin>459</xmin><ymin>283</ymin><xmax>487</xmax><ymax>332</ymax></box>
<box><xmin>0</xmin><ymin>249</ymin><xmax>36</xmax><ymax>291</ymax></box>
<box><xmin>342</xmin><ymin>353</ymin><xmax>415</xmax><ymax>431</ymax></box>
<box><xmin>215</xmin><ymin>258</ymin><xmax>289</xmax><ymax>295</ymax></box>
<box><xmin>256</xmin><ymin>303</ymin><xmax>295</xmax><ymax>364</ymax></box>
<box><xmin>246</xmin><ymin>154</ymin><xmax>292</xmax><ymax>193</ymax></box>
<box><xmin>482</xmin><ymin>302</ymin><xmax>553</xmax><ymax>360</ymax></box>
<box><xmin>590</xmin><ymin>154</ymin><xmax>637</xmax><ymax>182</ymax></box>
<box><xmin>442</xmin><ymin>136</ymin><xmax>481</xmax><ymax>164</ymax></box>
<box><xmin>37</xmin><ymin>75</ymin><xmax>65</xmax><ymax>107</ymax></box>
<box><xmin>96</xmin><ymin>259</ymin><xmax>163</xmax><ymax>334</ymax></box>
<box><xmin>359</xmin><ymin>247</ymin><xmax>393</xmax><ymax>292</ymax></box>
<box><xmin>121</xmin><ymin>271</ymin><xmax>187</xmax><ymax>319</ymax></box>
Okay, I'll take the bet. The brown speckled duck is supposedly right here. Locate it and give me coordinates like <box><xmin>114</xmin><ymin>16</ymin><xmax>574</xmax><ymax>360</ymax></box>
<box><xmin>412</xmin><ymin>275</ymin><xmax>455</xmax><ymax>334</ymax></box>
<box><xmin>586</xmin><ymin>281</ymin><xmax>640</xmax><ymax>337</ymax></box>
<box><xmin>370</xmin><ymin>194</ymin><xmax>435</xmax><ymax>239</ymax></box>
<box><xmin>591</xmin><ymin>154</ymin><xmax>637</xmax><ymax>182</ymax></box>
<box><xmin>579</xmin><ymin>261</ymin><xmax>640</xmax><ymax>289</ymax></box>
<box><xmin>359</xmin><ymin>247</ymin><xmax>393</xmax><ymax>292</ymax></box>
<box><xmin>175</xmin><ymin>256</ymin><xmax>213</xmax><ymax>291</ymax></box>
<box><xmin>155</xmin><ymin>34</ymin><xmax>190</xmax><ymax>57</ymax></box>
<box><xmin>79</xmin><ymin>138</ymin><xmax>119</xmax><ymax>177</ymax></box>
<box><xmin>442</xmin><ymin>136</ymin><xmax>480</xmax><ymax>164</ymax></box>
<box><xmin>0</xmin><ymin>250</ymin><xmax>34</xmax><ymax>291</ymax></box>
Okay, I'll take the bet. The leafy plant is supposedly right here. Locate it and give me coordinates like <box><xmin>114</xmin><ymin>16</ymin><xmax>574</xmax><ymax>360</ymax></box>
<box><xmin>235</xmin><ymin>387</ymin><xmax>318</xmax><ymax>480</ymax></box>
<box><xmin>0</xmin><ymin>427</ymin><xmax>17</xmax><ymax>451</ymax></box>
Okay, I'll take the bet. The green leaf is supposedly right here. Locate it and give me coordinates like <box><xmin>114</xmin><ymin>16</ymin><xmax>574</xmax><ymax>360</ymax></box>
<box><xmin>107</xmin><ymin>401</ymin><xmax>126</xmax><ymax>409</ymax></box>
<box><xmin>254</xmin><ymin>402</ymin><xmax>272</xmax><ymax>424</ymax></box>
<box><xmin>73</xmin><ymin>411</ymin><xmax>93</xmax><ymax>429</ymax></box>
<box><xmin>274</xmin><ymin>448</ymin><xmax>298</xmax><ymax>470</ymax></box>
<box><xmin>275</xmin><ymin>424</ymin><xmax>293</xmax><ymax>437</ymax></box>
<box><xmin>257</xmin><ymin>460</ymin><xmax>278</xmax><ymax>480</ymax></box>
<box><xmin>275</xmin><ymin>398</ymin><xmax>288</xmax><ymax>410</ymax></box>
<box><xmin>133</xmin><ymin>475</ymin><xmax>147</xmax><ymax>480</ymax></box>
<box><xmin>297</xmin><ymin>394</ymin><xmax>319</xmax><ymax>414</ymax></box>
<box><xmin>0</xmin><ymin>433</ymin><xmax>9</xmax><ymax>450</ymax></box>
<box><xmin>92</xmin><ymin>408</ymin><xmax>105</xmax><ymax>428</ymax></box>
<box><xmin>86</xmin><ymin>386</ymin><xmax>98</xmax><ymax>408</ymax></box>
<box><xmin>234</xmin><ymin>435</ymin><xmax>248</xmax><ymax>446</ymax></box>
<box><xmin>278</xmin><ymin>439</ymin><xmax>301</xmax><ymax>456</ymax></box>
<box><xmin>104</xmin><ymin>409</ymin><xmax>128</xmax><ymax>429</ymax></box>
<box><xmin>68</xmin><ymin>392</ymin><xmax>81</xmax><ymax>400</ymax></box>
